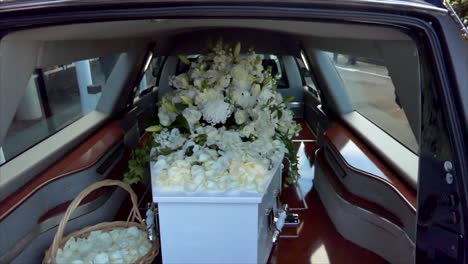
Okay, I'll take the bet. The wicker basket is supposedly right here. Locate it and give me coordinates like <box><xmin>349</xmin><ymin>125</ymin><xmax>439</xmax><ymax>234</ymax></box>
<box><xmin>43</xmin><ymin>180</ymin><xmax>159</xmax><ymax>264</ymax></box>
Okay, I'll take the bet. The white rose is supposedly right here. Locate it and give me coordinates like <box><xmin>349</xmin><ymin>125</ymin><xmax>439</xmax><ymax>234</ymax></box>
<box><xmin>230</xmin><ymin>89</ymin><xmax>255</xmax><ymax>108</ymax></box>
<box><xmin>167</xmin><ymin>160</ymin><xmax>191</xmax><ymax>188</ymax></box>
<box><xmin>153</xmin><ymin>158</ymin><xmax>167</xmax><ymax>175</ymax></box>
<box><xmin>182</xmin><ymin>107</ymin><xmax>202</xmax><ymax>130</ymax></box>
<box><xmin>251</xmin><ymin>83</ymin><xmax>261</xmax><ymax>97</ymax></box>
<box><xmin>170</xmin><ymin>74</ymin><xmax>189</xmax><ymax>89</ymax></box>
<box><xmin>258</xmin><ymin>87</ymin><xmax>275</xmax><ymax>105</ymax></box>
<box><xmin>231</xmin><ymin>64</ymin><xmax>251</xmax><ymax>90</ymax></box>
<box><xmin>158</xmin><ymin>107</ymin><xmax>176</xmax><ymax>126</ymax></box>
<box><xmin>194</xmin><ymin>89</ymin><xmax>223</xmax><ymax>105</ymax></box>
<box><xmin>193</xmin><ymin>78</ymin><xmax>203</xmax><ymax>89</ymax></box>
<box><xmin>231</xmin><ymin>64</ymin><xmax>248</xmax><ymax>82</ymax></box>
<box><xmin>205</xmin><ymin>180</ymin><xmax>219</xmax><ymax>190</ymax></box>
<box><xmin>234</xmin><ymin>110</ymin><xmax>248</xmax><ymax>125</ymax></box>
<box><xmin>217</xmin><ymin>75</ymin><xmax>231</xmax><ymax>89</ymax></box>
<box><xmin>275</xmin><ymin>92</ymin><xmax>283</xmax><ymax>104</ymax></box>
<box><xmin>240</xmin><ymin>122</ymin><xmax>256</xmax><ymax>137</ymax></box>
<box><xmin>93</xmin><ymin>252</ymin><xmax>109</xmax><ymax>264</ymax></box>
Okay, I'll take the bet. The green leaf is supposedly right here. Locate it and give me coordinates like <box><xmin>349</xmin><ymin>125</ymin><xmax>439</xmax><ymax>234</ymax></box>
<box><xmin>262</xmin><ymin>76</ymin><xmax>272</xmax><ymax>87</ymax></box>
<box><xmin>180</xmin><ymin>95</ymin><xmax>193</xmax><ymax>106</ymax></box>
<box><xmin>233</xmin><ymin>42</ymin><xmax>241</xmax><ymax>62</ymax></box>
<box><xmin>178</xmin><ymin>54</ymin><xmax>191</xmax><ymax>65</ymax></box>
<box><xmin>201</xmin><ymin>79</ymin><xmax>210</xmax><ymax>91</ymax></box>
<box><xmin>145</xmin><ymin>125</ymin><xmax>163</xmax><ymax>133</ymax></box>
<box><xmin>185</xmin><ymin>145</ymin><xmax>194</xmax><ymax>156</ymax></box>
<box><xmin>283</xmin><ymin>96</ymin><xmax>295</xmax><ymax>104</ymax></box>
<box><xmin>175</xmin><ymin>103</ymin><xmax>188</xmax><ymax>112</ymax></box>
<box><xmin>193</xmin><ymin>134</ymin><xmax>208</xmax><ymax>145</ymax></box>
<box><xmin>208</xmin><ymin>144</ymin><xmax>220</xmax><ymax>151</ymax></box>
<box><xmin>172</xmin><ymin>114</ymin><xmax>191</xmax><ymax>133</ymax></box>
<box><xmin>159</xmin><ymin>147</ymin><xmax>174</xmax><ymax>156</ymax></box>
<box><xmin>165</xmin><ymin>102</ymin><xmax>177</xmax><ymax>113</ymax></box>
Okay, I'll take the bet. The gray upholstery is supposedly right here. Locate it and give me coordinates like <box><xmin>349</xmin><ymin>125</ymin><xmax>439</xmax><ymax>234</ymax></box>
<box><xmin>379</xmin><ymin>40</ymin><xmax>421</xmax><ymax>145</ymax></box>
<box><xmin>305</xmin><ymin>49</ymin><xmax>353</xmax><ymax>114</ymax></box>
<box><xmin>315</xmin><ymin>164</ymin><xmax>415</xmax><ymax>264</ymax></box>
<box><xmin>11</xmin><ymin>188</ymin><xmax>127</xmax><ymax>263</ymax></box>
<box><xmin>157</xmin><ymin>56</ymin><xmax>178</xmax><ymax>100</ymax></box>
<box><xmin>0</xmin><ymin>40</ymin><xmax>39</xmax><ymax>147</ymax></box>
<box><xmin>280</xmin><ymin>56</ymin><xmax>304</xmax><ymax>117</ymax></box>
<box><xmin>0</xmin><ymin>144</ymin><xmax>123</xmax><ymax>260</ymax></box>
<box><xmin>324</xmin><ymin>147</ymin><xmax>416</xmax><ymax>241</ymax></box>
<box><xmin>302</xmin><ymin>37</ymin><xmax>421</xmax><ymax>147</ymax></box>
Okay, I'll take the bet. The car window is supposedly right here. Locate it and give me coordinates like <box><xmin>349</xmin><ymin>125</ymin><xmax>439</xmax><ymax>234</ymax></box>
<box><xmin>296</xmin><ymin>54</ymin><xmax>321</xmax><ymax>101</ymax></box>
<box><xmin>327</xmin><ymin>52</ymin><xmax>418</xmax><ymax>154</ymax></box>
<box><xmin>261</xmin><ymin>55</ymin><xmax>289</xmax><ymax>89</ymax></box>
<box><xmin>137</xmin><ymin>56</ymin><xmax>165</xmax><ymax>96</ymax></box>
<box><xmin>0</xmin><ymin>53</ymin><xmax>121</xmax><ymax>165</ymax></box>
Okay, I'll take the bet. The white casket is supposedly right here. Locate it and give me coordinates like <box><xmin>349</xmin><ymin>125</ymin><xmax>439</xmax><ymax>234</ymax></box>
<box><xmin>151</xmin><ymin>155</ymin><xmax>284</xmax><ymax>264</ymax></box>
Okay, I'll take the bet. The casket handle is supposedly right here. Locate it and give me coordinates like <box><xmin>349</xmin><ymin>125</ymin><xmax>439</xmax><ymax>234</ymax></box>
<box><xmin>266</xmin><ymin>208</ymin><xmax>280</xmax><ymax>242</ymax></box>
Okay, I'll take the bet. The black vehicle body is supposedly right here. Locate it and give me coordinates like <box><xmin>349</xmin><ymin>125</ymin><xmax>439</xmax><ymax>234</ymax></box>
<box><xmin>0</xmin><ymin>1</ymin><xmax>466</xmax><ymax>263</ymax></box>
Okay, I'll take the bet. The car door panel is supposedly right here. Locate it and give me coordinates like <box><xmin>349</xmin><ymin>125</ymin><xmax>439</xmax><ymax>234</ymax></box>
<box><xmin>9</xmin><ymin>187</ymin><xmax>128</xmax><ymax>264</ymax></box>
<box><xmin>314</xmin><ymin>122</ymin><xmax>417</xmax><ymax>264</ymax></box>
<box><xmin>315</xmin><ymin>152</ymin><xmax>414</xmax><ymax>264</ymax></box>
<box><xmin>0</xmin><ymin>121</ymin><xmax>128</xmax><ymax>263</ymax></box>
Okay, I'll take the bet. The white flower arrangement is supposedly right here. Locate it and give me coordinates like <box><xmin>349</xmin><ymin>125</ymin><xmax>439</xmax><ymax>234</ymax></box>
<box><xmin>55</xmin><ymin>227</ymin><xmax>151</xmax><ymax>264</ymax></box>
<box><xmin>125</xmin><ymin>39</ymin><xmax>301</xmax><ymax>191</ymax></box>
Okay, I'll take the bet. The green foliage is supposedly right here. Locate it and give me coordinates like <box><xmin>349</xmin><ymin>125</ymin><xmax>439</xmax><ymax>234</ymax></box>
<box><xmin>145</xmin><ymin>125</ymin><xmax>163</xmax><ymax>133</ymax></box>
<box><xmin>174</xmin><ymin>102</ymin><xmax>188</xmax><ymax>112</ymax></box>
<box><xmin>171</xmin><ymin>114</ymin><xmax>191</xmax><ymax>133</ymax></box>
<box><xmin>123</xmin><ymin>137</ymin><xmax>153</xmax><ymax>185</ymax></box>
<box><xmin>283</xmin><ymin>96</ymin><xmax>295</xmax><ymax>104</ymax></box>
<box><xmin>447</xmin><ymin>0</ymin><xmax>468</xmax><ymax>22</ymax></box>
<box><xmin>178</xmin><ymin>54</ymin><xmax>191</xmax><ymax>65</ymax></box>
<box><xmin>193</xmin><ymin>134</ymin><xmax>207</xmax><ymax>145</ymax></box>
<box><xmin>279</xmin><ymin>135</ymin><xmax>299</xmax><ymax>184</ymax></box>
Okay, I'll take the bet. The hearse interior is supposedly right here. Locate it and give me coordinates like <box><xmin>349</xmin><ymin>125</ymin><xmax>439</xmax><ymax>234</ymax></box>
<box><xmin>0</xmin><ymin>3</ymin><xmax>467</xmax><ymax>263</ymax></box>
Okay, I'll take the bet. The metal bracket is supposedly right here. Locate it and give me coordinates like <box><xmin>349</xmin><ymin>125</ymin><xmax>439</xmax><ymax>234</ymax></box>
<box><xmin>443</xmin><ymin>0</ymin><xmax>468</xmax><ymax>40</ymax></box>
<box><xmin>145</xmin><ymin>202</ymin><xmax>158</xmax><ymax>242</ymax></box>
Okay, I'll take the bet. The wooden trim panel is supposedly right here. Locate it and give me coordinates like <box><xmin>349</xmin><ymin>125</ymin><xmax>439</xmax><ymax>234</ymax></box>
<box><xmin>295</xmin><ymin>119</ymin><xmax>316</xmax><ymax>141</ymax></box>
<box><xmin>0</xmin><ymin>122</ymin><xmax>124</xmax><ymax>221</ymax></box>
<box><xmin>325</xmin><ymin>123</ymin><xmax>417</xmax><ymax>210</ymax></box>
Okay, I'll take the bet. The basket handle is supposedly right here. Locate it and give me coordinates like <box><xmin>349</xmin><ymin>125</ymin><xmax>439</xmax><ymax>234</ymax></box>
<box><xmin>50</xmin><ymin>179</ymin><xmax>144</xmax><ymax>261</ymax></box>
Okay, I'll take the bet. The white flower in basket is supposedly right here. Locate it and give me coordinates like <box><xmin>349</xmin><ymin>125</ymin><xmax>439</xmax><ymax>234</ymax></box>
<box><xmin>42</xmin><ymin>180</ymin><xmax>159</xmax><ymax>264</ymax></box>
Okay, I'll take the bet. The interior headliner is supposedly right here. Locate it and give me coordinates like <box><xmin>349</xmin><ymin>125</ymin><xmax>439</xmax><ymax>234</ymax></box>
<box><xmin>5</xmin><ymin>19</ymin><xmax>411</xmax><ymax>42</ymax></box>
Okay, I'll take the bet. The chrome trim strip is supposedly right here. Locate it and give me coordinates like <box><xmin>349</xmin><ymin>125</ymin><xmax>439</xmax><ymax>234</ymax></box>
<box><xmin>292</xmin><ymin>139</ymin><xmax>316</xmax><ymax>142</ymax></box>
<box><xmin>287</xmin><ymin>102</ymin><xmax>303</xmax><ymax>108</ymax></box>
